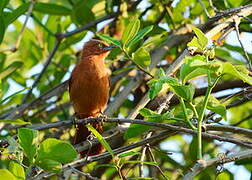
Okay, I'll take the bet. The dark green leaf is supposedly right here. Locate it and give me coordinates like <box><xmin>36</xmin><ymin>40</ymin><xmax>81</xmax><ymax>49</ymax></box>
<box><xmin>37</xmin><ymin>138</ymin><xmax>77</xmax><ymax>163</ymax></box>
<box><xmin>122</xmin><ymin>19</ymin><xmax>140</xmax><ymax>46</ymax></box>
<box><xmin>86</xmin><ymin>125</ymin><xmax>114</xmax><ymax>157</ymax></box>
<box><xmin>0</xmin><ymin>87</ymin><xmax>29</xmax><ymax>104</ymax></box>
<box><xmin>0</xmin><ymin>0</ymin><xmax>9</xmax><ymax>12</ymax></box>
<box><xmin>71</xmin><ymin>2</ymin><xmax>95</xmax><ymax>25</ymax></box>
<box><xmin>18</xmin><ymin>128</ymin><xmax>38</xmax><ymax>162</ymax></box>
<box><xmin>96</xmin><ymin>34</ymin><xmax>121</xmax><ymax>47</ymax></box>
<box><xmin>0</xmin><ymin>15</ymin><xmax>5</xmax><ymax>44</ymax></box>
<box><xmin>126</xmin><ymin>25</ymin><xmax>153</xmax><ymax>47</ymax></box>
<box><xmin>0</xmin><ymin>61</ymin><xmax>23</xmax><ymax>80</ymax></box>
<box><xmin>9</xmin><ymin>161</ymin><xmax>25</xmax><ymax>180</ymax></box>
<box><xmin>4</xmin><ymin>3</ymin><xmax>30</xmax><ymax>25</ymax></box>
<box><xmin>124</xmin><ymin>124</ymin><xmax>150</xmax><ymax>139</ymax></box>
<box><xmin>34</xmin><ymin>3</ymin><xmax>71</xmax><ymax>15</ymax></box>
<box><xmin>132</xmin><ymin>48</ymin><xmax>151</xmax><ymax>67</ymax></box>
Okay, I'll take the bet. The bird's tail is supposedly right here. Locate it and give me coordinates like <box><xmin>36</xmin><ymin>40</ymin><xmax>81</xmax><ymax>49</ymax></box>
<box><xmin>73</xmin><ymin>115</ymin><xmax>103</xmax><ymax>157</ymax></box>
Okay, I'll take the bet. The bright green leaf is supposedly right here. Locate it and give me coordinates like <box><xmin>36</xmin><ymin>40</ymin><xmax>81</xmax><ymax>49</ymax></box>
<box><xmin>170</xmin><ymin>84</ymin><xmax>195</xmax><ymax>102</ymax></box>
<box><xmin>9</xmin><ymin>161</ymin><xmax>25</xmax><ymax>180</ymax></box>
<box><xmin>126</xmin><ymin>25</ymin><xmax>153</xmax><ymax>47</ymax></box>
<box><xmin>122</xmin><ymin>19</ymin><xmax>140</xmax><ymax>46</ymax></box>
<box><xmin>0</xmin><ymin>169</ymin><xmax>16</xmax><ymax>180</ymax></box>
<box><xmin>188</xmin><ymin>26</ymin><xmax>208</xmax><ymax>50</ymax></box>
<box><xmin>132</xmin><ymin>48</ymin><xmax>151</xmax><ymax>67</ymax></box>
<box><xmin>96</xmin><ymin>34</ymin><xmax>122</xmax><ymax>47</ymax></box>
<box><xmin>86</xmin><ymin>124</ymin><xmax>114</xmax><ymax>157</ymax></box>
<box><xmin>118</xmin><ymin>151</ymin><xmax>141</xmax><ymax>158</ymax></box>
<box><xmin>148</xmin><ymin>81</ymin><xmax>163</xmax><ymax>100</ymax></box>
<box><xmin>36</xmin><ymin>159</ymin><xmax>62</xmax><ymax>173</ymax></box>
<box><xmin>124</xmin><ymin>160</ymin><xmax>158</xmax><ymax>166</ymax></box>
<box><xmin>37</xmin><ymin>138</ymin><xmax>77</xmax><ymax>163</ymax></box>
<box><xmin>223</xmin><ymin>63</ymin><xmax>252</xmax><ymax>85</ymax></box>
<box><xmin>34</xmin><ymin>3</ymin><xmax>71</xmax><ymax>15</ymax></box>
<box><xmin>18</xmin><ymin>128</ymin><xmax>38</xmax><ymax>162</ymax></box>
<box><xmin>0</xmin><ymin>119</ymin><xmax>31</xmax><ymax>125</ymax></box>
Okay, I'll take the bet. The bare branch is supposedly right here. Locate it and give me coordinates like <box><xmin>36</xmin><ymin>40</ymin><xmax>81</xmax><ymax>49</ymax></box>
<box><xmin>183</xmin><ymin>149</ymin><xmax>252</xmax><ymax>179</ymax></box>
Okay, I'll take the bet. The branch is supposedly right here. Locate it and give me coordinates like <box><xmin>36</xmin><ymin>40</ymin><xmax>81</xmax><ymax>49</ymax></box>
<box><xmin>8</xmin><ymin>117</ymin><xmax>252</xmax><ymax>148</ymax></box>
<box><xmin>21</xmin><ymin>39</ymin><xmax>62</xmax><ymax>104</ymax></box>
<box><xmin>183</xmin><ymin>149</ymin><xmax>252</xmax><ymax>180</ymax></box>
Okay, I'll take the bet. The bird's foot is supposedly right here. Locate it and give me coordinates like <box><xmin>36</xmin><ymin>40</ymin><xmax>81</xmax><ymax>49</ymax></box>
<box><xmin>71</xmin><ymin>114</ymin><xmax>78</xmax><ymax>128</ymax></box>
<box><xmin>98</xmin><ymin>112</ymin><xmax>107</xmax><ymax>125</ymax></box>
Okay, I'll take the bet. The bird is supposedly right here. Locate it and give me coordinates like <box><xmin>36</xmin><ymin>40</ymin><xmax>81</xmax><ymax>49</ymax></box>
<box><xmin>69</xmin><ymin>39</ymin><xmax>115</xmax><ymax>157</ymax></box>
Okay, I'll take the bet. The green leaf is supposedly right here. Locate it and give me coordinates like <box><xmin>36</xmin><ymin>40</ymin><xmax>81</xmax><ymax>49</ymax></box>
<box><xmin>9</xmin><ymin>161</ymin><xmax>25</xmax><ymax>180</ymax></box>
<box><xmin>132</xmin><ymin>48</ymin><xmax>151</xmax><ymax>67</ymax></box>
<box><xmin>86</xmin><ymin>124</ymin><xmax>114</xmax><ymax>157</ymax></box>
<box><xmin>118</xmin><ymin>151</ymin><xmax>141</xmax><ymax>158</ymax></box>
<box><xmin>18</xmin><ymin>128</ymin><xmax>38</xmax><ymax>162</ymax></box>
<box><xmin>96</xmin><ymin>34</ymin><xmax>122</xmax><ymax>47</ymax></box>
<box><xmin>148</xmin><ymin>81</ymin><xmax>163</xmax><ymax>100</ymax></box>
<box><xmin>4</xmin><ymin>3</ymin><xmax>30</xmax><ymax>25</ymax></box>
<box><xmin>122</xmin><ymin>19</ymin><xmax>140</xmax><ymax>46</ymax></box>
<box><xmin>170</xmin><ymin>84</ymin><xmax>195</xmax><ymax>102</ymax></box>
<box><xmin>180</xmin><ymin>55</ymin><xmax>222</xmax><ymax>83</ymax></box>
<box><xmin>188</xmin><ymin>26</ymin><xmax>208</xmax><ymax>50</ymax></box>
<box><xmin>0</xmin><ymin>15</ymin><xmax>5</xmax><ymax>44</ymax></box>
<box><xmin>34</xmin><ymin>3</ymin><xmax>71</xmax><ymax>15</ymax></box>
<box><xmin>0</xmin><ymin>169</ymin><xmax>16</xmax><ymax>180</ymax></box>
<box><xmin>207</xmin><ymin>96</ymin><xmax>226</xmax><ymax>119</ymax></box>
<box><xmin>124</xmin><ymin>124</ymin><xmax>150</xmax><ymax>139</ymax></box>
<box><xmin>124</xmin><ymin>108</ymin><xmax>167</xmax><ymax>139</ymax></box>
<box><xmin>0</xmin><ymin>0</ymin><xmax>10</xmax><ymax>12</ymax></box>
<box><xmin>0</xmin><ymin>119</ymin><xmax>31</xmax><ymax>125</ymax></box>
<box><xmin>71</xmin><ymin>1</ymin><xmax>95</xmax><ymax>25</ymax></box>
<box><xmin>223</xmin><ymin>63</ymin><xmax>252</xmax><ymax>85</ymax></box>
<box><xmin>36</xmin><ymin>159</ymin><xmax>62</xmax><ymax>173</ymax></box>
<box><xmin>0</xmin><ymin>61</ymin><xmax>23</xmax><ymax>80</ymax></box>
<box><xmin>124</xmin><ymin>160</ymin><xmax>158</xmax><ymax>166</ymax></box>
<box><xmin>0</xmin><ymin>87</ymin><xmax>30</xmax><ymax>104</ymax></box>
<box><xmin>37</xmin><ymin>138</ymin><xmax>77</xmax><ymax>163</ymax></box>
<box><xmin>126</xmin><ymin>25</ymin><xmax>153</xmax><ymax>48</ymax></box>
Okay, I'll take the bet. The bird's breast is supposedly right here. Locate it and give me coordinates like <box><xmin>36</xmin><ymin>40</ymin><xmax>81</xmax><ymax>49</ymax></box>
<box><xmin>69</xmin><ymin>59</ymin><xmax>110</xmax><ymax>117</ymax></box>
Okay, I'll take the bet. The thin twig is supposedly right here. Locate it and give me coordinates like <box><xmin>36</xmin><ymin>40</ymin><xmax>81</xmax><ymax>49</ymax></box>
<box><xmin>183</xmin><ymin>149</ymin><xmax>252</xmax><ymax>180</ymax></box>
<box><xmin>70</xmin><ymin>166</ymin><xmax>99</xmax><ymax>180</ymax></box>
<box><xmin>234</xmin><ymin>18</ymin><xmax>252</xmax><ymax>70</ymax></box>
<box><xmin>21</xmin><ymin>39</ymin><xmax>62</xmax><ymax>104</ymax></box>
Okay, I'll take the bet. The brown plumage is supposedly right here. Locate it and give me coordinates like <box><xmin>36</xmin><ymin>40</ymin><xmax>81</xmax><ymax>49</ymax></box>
<box><xmin>69</xmin><ymin>39</ymin><xmax>114</xmax><ymax>156</ymax></box>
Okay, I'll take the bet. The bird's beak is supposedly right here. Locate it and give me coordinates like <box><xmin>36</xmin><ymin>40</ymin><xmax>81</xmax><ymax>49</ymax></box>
<box><xmin>103</xmin><ymin>45</ymin><xmax>117</xmax><ymax>51</ymax></box>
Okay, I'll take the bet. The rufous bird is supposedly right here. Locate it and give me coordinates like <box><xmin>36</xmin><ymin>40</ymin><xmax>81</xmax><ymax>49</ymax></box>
<box><xmin>69</xmin><ymin>39</ymin><xmax>114</xmax><ymax>157</ymax></box>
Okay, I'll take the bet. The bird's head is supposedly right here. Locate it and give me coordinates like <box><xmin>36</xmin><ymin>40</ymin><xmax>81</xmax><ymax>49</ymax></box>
<box><xmin>82</xmin><ymin>39</ymin><xmax>116</xmax><ymax>58</ymax></box>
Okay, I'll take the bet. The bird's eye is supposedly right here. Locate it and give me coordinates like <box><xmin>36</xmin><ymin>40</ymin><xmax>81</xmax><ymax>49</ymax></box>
<box><xmin>98</xmin><ymin>44</ymin><xmax>104</xmax><ymax>48</ymax></box>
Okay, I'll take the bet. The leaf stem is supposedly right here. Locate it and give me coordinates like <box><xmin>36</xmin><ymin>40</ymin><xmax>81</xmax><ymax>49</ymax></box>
<box><xmin>180</xmin><ymin>97</ymin><xmax>196</xmax><ymax>130</ymax></box>
<box><xmin>197</xmin><ymin>76</ymin><xmax>221</xmax><ymax>159</ymax></box>
<box><xmin>122</xmin><ymin>48</ymin><xmax>154</xmax><ymax>78</ymax></box>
